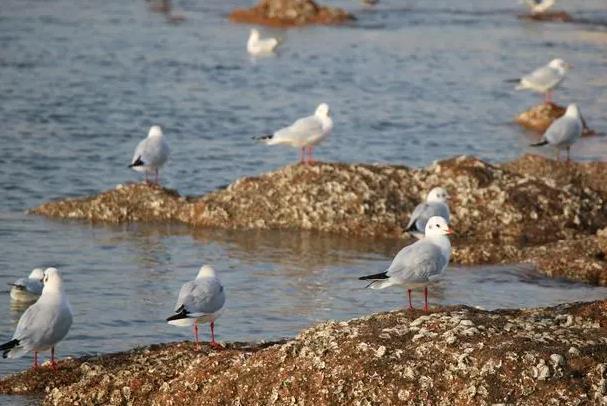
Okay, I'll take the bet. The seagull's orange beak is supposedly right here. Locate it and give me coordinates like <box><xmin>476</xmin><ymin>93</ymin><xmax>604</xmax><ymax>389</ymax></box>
<box><xmin>446</xmin><ymin>227</ymin><xmax>455</xmax><ymax>235</ymax></box>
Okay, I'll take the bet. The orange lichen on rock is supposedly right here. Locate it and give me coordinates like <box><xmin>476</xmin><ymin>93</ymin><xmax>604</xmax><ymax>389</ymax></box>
<box><xmin>229</xmin><ymin>0</ymin><xmax>354</xmax><ymax>27</ymax></box>
<box><xmin>518</xmin><ymin>11</ymin><xmax>573</xmax><ymax>23</ymax></box>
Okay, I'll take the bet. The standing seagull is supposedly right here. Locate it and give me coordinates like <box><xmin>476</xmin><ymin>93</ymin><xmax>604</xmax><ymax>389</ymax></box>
<box><xmin>8</xmin><ymin>268</ymin><xmax>44</xmax><ymax>302</ymax></box>
<box><xmin>530</xmin><ymin>103</ymin><xmax>583</xmax><ymax>161</ymax></box>
<box><xmin>166</xmin><ymin>265</ymin><xmax>225</xmax><ymax>350</ymax></box>
<box><xmin>359</xmin><ymin>216</ymin><xmax>452</xmax><ymax>312</ymax></box>
<box><xmin>129</xmin><ymin>125</ymin><xmax>170</xmax><ymax>184</ymax></box>
<box><xmin>514</xmin><ymin>58</ymin><xmax>571</xmax><ymax>104</ymax></box>
<box><xmin>405</xmin><ymin>187</ymin><xmax>450</xmax><ymax>239</ymax></box>
<box><xmin>0</xmin><ymin>268</ymin><xmax>73</xmax><ymax>369</ymax></box>
<box><xmin>255</xmin><ymin>103</ymin><xmax>333</xmax><ymax>164</ymax></box>
<box><xmin>247</xmin><ymin>29</ymin><xmax>280</xmax><ymax>56</ymax></box>
<box><xmin>522</xmin><ymin>0</ymin><xmax>555</xmax><ymax>14</ymax></box>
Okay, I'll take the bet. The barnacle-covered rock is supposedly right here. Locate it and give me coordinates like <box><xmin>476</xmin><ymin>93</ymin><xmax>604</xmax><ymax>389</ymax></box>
<box><xmin>3</xmin><ymin>301</ymin><xmax>607</xmax><ymax>405</ymax></box>
<box><xmin>515</xmin><ymin>102</ymin><xmax>595</xmax><ymax>135</ymax></box>
<box><xmin>229</xmin><ymin>0</ymin><xmax>354</xmax><ymax>27</ymax></box>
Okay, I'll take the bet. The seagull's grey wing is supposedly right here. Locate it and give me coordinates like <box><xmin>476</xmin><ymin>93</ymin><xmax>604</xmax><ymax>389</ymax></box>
<box><xmin>544</xmin><ymin>117</ymin><xmax>582</xmax><ymax>147</ymax></box>
<box><xmin>13</xmin><ymin>299</ymin><xmax>72</xmax><ymax>346</ymax></box>
<box><xmin>405</xmin><ymin>202</ymin><xmax>429</xmax><ymax>231</ymax></box>
<box><xmin>523</xmin><ymin>66</ymin><xmax>562</xmax><ymax>89</ymax></box>
<box><xmin>177</xmin><ymin>278</ymin><xmax>225</xmax><ymax>315</ymax></box>
<box><xmin>386</xmin><ymin>241</ymin><xmax>447</xmax><ymax>283</ymax></box>
<box><xmin>274</xmin><ymin>115</ymin><xmax>323</xmax><ymax>144</ymax></box>
<box><xmin>144</xmin><ymin>136</ymin><xmax>170</xmax><ymax>167</ymax></box>
<box><xmin>131</xmin><ymin>138</ymin><xmax>148</xmax><ymax>164</ymax></box>
<box><xmin>24</xmin><ymin>279</ymin><xmax>43</xmax><ymax>295</ymax></box>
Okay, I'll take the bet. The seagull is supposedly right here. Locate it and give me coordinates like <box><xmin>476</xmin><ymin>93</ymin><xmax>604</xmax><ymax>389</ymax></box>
<box><xmin>514</xmin><ymin>58</ymin><xmax>571</xmax><ymax>104</ymax></box>
<box><xmin>8</xmin><ymin>268</ymin><xmax>44</xmax><ymax>302</ymax></box>
<box><xmin>405</xmin><ymin>187</ymin><xmax>450</xmax><ymax>239</ymax></box>
<box><xmin>255</xmin><ymin>103</ymin><xmax>333</xmax><ymax>164</ymax></box>
<box><xmin>129</xmin><ymin>125</ymin><xmax>170</xmax><ymax>184</ymax></box>
<box><xmin>166</xmin><ymin>265</ymin><xmax>225</xmax><ymax>350</ymax></box>
<box><xmin>247</xmin><ymin>29</ymin><xmax>280</xmax><ymax>56</ymax></box>
<box><xmin>359</xmin><ymin>216</ymin><xmax>453</xmax><ymax>312</ymax></box>
<box><xmin>0</xmin><ymin>268</ymin><xmax>73</xmax><ymax>369</ymax></box>
<box><xmin>522</xmin><ymin>0</ymin><xmax>555</xmax><ymax>14</ymax></box>
<box><xmin>530</xmin><ymin>103</ymin><xmax>583</xmax><ymax>161</ymax></box>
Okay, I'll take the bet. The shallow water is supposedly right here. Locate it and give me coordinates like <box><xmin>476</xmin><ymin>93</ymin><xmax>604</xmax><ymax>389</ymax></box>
<box><xmin>1</xmin><ymin>0</ymin><xmax>607</xmax><ymax>393</ymax></box>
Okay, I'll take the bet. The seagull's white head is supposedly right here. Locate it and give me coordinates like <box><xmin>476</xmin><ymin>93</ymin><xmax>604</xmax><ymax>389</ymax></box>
<box><xmin>29</xmin><ymin>268</ymin><xmax>45</xmax><ymax>281</ymax></box>
<box><xmin>548</xmin><ymin>58</ymin><xmax>570</xmax><ymax>72</ymax></box>
<box><xmin>148</xmin><ymin>125</ymin><xmax>163</xmax><ymax>138</ymax></box>
<box><xmin>424</xmin><ymin>216</ymin><xmax>453</xmax><ymax>237</ymax></box>
<box><xmin>42</xmin><ymin>268</ymin><xmax>65</xmax><ymax>292</ymax></box>
<box><xmin>426</xmin><ymin>187</ymin><xmax>449</xmax><ymax>203</ymax></box>
<box><xmin>250</xmin><ymin>28</ymin><xmax>260</xmax><ymax>40</ymax></box>
<box><xmin>196</xmin><ymin>265</ymin><xmax>217</xmax><ymax>279</ymax></box>
<box><xmin>315</xmin><ymin>103</ymin><xmax>330</xmax><ymax>118</ymax></box>
<box><xmin>564</xmin><ymin>103</ymin><xmax>580</xmax><ymax>118</ymax></box>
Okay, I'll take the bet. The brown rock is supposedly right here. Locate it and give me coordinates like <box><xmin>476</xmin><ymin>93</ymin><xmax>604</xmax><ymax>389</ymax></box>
<box><xmin>229</xmin><ymin>0</ymin><xmax>354</xmax><ymax>27</ymax></box>
<box><xmin>515</xmin><ymin>102</ymin><xmax>595</xmax><ymax>135</ymax></box>
<box><xmin>4</xmin><ymin>301</ymin><xmax>607</xmax><ymax>404</ymax></box>
<box><xmin>518</xmin><ymin>10</ymin><xmax>573</xmax><ymax>23</ymax></box>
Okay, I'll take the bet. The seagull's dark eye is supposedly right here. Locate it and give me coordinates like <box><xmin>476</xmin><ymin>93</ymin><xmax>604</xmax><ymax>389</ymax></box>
<box><xmin>436</xmin><ymin>224</ymin><xmax>440</xmax><ymax>227</ymax></box>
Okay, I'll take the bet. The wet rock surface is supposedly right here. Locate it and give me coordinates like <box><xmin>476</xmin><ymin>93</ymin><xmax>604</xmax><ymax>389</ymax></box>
<box><xmin>518</xmin><ymin>11</ymin><xmax>573</xmax><ymax>23</ymax></box>
<box><xmin>516</xmin><ymin>102</ymin><xmax>595</xmax><ymax>135</ymax></box>
<box><xmin>229</xmin><ymin>0</ymin><xmax>353</xmax><ymax>27</ymax></box>
<box><xmin>3</xmin><ymin>300</ymin><xmax>607</xmax><ymax>405</ymax></box>
<box><xmin>31</xmin><ymin>154</ymin><xmax>607</xmax><ymax>284</ymax></box>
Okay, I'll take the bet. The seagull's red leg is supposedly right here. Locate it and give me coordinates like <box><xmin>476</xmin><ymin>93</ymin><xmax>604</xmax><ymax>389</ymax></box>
<box><xmin>210</xmin><ymin>321</ymin><xmax>223</xmax><ymax>350</ymax></box>
<box><xmin>155</xmin><ymin>168</ymin><xmax>159</xmax><ymax>184</ymax></box>
<box><xmin>424</xmin><ymin>287</ymin><xmax>429</xmax><ymax>312</ymax></box>
<box><xmin>556</xmin><ymin>149</ymin><xmax>560</xmax><ymax>161</ymax></box>
<box><xmin>32</xmin><ymin>352</ymin><xmax>38</xmax><ymax>369</ymax></box>
<box><xmin>300</xmin><ymin>147</ymin><xmax>305</xmax><ymax>164</ymax></box>
<box><xmin>566</xmin><ymin>146</ymin><xmax>571</xmax><ymax>163</ymax></box>
<box><xmin>407</xmin><ymin>289</ymin><xmax>413</xmax><ymax>310</ymax></box>
<box><xmin>194</xmin><ymin>323</ymin><xmax>200</xmax><ymax>350</ymax></box>
<box><xmin>308</xmin><ymin>146</ymin><xmax>314</xmax><ymax>164</ymax></box>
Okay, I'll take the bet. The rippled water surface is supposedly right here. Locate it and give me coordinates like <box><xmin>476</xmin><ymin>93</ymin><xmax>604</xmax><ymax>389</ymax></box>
<box><xmin>1</xmin><ymin>0</ymin><xmax>607</xmax><ymax>391</ymax></box>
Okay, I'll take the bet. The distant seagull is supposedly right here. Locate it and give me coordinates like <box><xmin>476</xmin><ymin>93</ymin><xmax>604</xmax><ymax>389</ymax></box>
<box><xmin>129</xmin><ymin>125</ymin><xmax>170</xmax><ymax>184</ymax></box>
<box><xmin>359</xmin><ymin>216</ymin><xmax>453</xmax><ymax>312</ymax></box>
<box><xmin>362</xmin><ymin>0</ymin><xmax>379</xmax><ymax>5</ymax></box>
<box><xmin>405</xmin><ymin>187</ymin><xmax>450</xmax><ymax>239</ymax></box>
<box><xmin>255</xmin><ymin>103</ymin><xmax>333</xmax><ymax>164</ymax></box>
<box><xmin>530</xmin><ymin>103</ymin><xmax>583</xmax><ymax>161</ymax></box>
<box><xmin>8</xmin><ymin>268</ymin><xmax>44</xmax><ymax>302</ymax></box>
<box><xmin>513</xmin><ymin>58</ymin><xmax>571</xmax><ymax>104</ymax></box>
<box><xmin>522</xmin><ymin>0</ymin><xmax>555</xmax><ymax>14</ymax></box>
<box><xmin>166</xmin><ymin>265</ymin><xmax>225</xmax><ymax>350</ymax></box>
<box><xmin>247</xmin><ymin>29</ymin><xmax>280</xmax><ymax>56</ymax></box>
<box><xmin>0</xmin><ymin>268</ymin><xmax>73</xmax><ymax>369</ymax></box>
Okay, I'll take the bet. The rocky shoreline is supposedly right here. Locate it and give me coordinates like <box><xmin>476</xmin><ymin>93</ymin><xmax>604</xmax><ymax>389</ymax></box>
<box><xmin>229</xmin><ymin>0</ymin><xmax>353</xmax><ymax>27</ymax></box>
<box><xmin>30</xmin><ymin>154</ymin><xmax>607</xmax><ymax>285</ymax></box>
<box><xmin>2</xmin><ymin>300</ymin><xmax>607</xmax><ymax>405</ymax></box>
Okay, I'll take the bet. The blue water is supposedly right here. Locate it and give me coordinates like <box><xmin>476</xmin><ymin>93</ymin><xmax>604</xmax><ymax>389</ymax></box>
<box><xmin>1</xmin><ymin>0</ymin><xmax>606</xmax><ymax>397</ymax></box>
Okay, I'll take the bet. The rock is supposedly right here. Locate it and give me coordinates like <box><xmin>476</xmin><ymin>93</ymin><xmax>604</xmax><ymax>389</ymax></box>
<box><xmin>229</xmin><ymin>0</ymin><xmax>354</xmax><ymax>27</ymax></box>
<box><xmin>3</xmin><ymin>301</ymin><xmax>607</xmax><ymax>404</ymax></box>
<box><xmin>30</xmin><ymin>155</ymin><xmax>607</xmax><ymax>284</ymax></box>
<box><xmin>515</xmin><ymin>102</ymin><xmax>595</xmax><ymax>135</ymax></box>
<box><xmin>517</xmin><ymin>11</ymin><xmax>573</xmax><ymax>23</ymax></box>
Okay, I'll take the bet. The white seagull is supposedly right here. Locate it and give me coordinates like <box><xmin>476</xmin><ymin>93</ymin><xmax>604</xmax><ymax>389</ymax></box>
<box><xmin>255</xmin><ymin>103</ymin><xmax>333</xmax><ymax>164</ymax></box>
<box><xmin>0</xmin><ymin>268</ymin><xmax>73</xmax><ymax>369</ymax></box>
<box><xmin>359</xmin><ymin>216</ymin><xmax>453</xmax><ymax>312</ymax></box>
<box><xmin>530</xmin><ymin>103</ymin><xmax>583</xmax><ymax>161</ymax></box>
<box><xmin>8</xmin><ymin>268</ymin><xmax>44</xmax><ymax>302</ymax></box>
<box><xmin>405</xmin><ymin>187</ymin><xmax>450</xmax><ymax>239</ymax></box>
<box><xmin>522</xmin><ymin>0</ymin><xmax>555</xmax><ymax>15</ymax></box>
<box><xmin>166</xmin><ymin>265</ymin><xmax>225</xmax><ymax>350</ymax></box>
<box><xmin>129</xmin><ymin>125</ymin><xmax>170</xmax><ymax>184</ymax></box>
<box><xmin>247</xmin><ymin>28</ymin><xmax>280</xmax><ymax>56</ymax></box>
<box><xmin>514</xmin><ymin>58</ymin><xmax>571</xmax><ymax>104</ymax></box>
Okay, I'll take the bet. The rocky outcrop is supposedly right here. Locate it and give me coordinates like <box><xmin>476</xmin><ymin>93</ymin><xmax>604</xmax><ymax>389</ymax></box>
<box><xmin>3</xmin><ymin>301</ymin><xmax>607</xmax><ymax>405</ymax></box>
<box><xmin>515</xmin><ymin>103</ymin><xmax>595</xmax><ymax>135</ymax></box>
<box><xmin>518</xmin><ymin>11</ymin><xmax>573</xmax><ymax>23</ymax></box>
<box><xmin>30</xmin><ymin>155</ymin><xmax>607</xmax><ymax>284</ymax></box>
<box><xmin>229</xmin><ymin>0</ymin><xmax>353</xmax><ymax>27</ymax></box>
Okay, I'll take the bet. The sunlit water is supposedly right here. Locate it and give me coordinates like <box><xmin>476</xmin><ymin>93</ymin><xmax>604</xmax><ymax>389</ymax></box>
<box><xmin>1</xmin><ymin>0</ymin><xmax>607</xmax><ymax>395</ymax></box>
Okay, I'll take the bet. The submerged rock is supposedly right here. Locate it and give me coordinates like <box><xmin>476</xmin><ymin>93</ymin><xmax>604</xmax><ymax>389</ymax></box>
<box><xmin>31</xmin><ymin>155</ymin><xmax>607</xmax><ymax>284</ymax></box>
<box><xmin>3</xmin><ymin>301</ymin><xmax>607</xmax><ymax>404</ymax></box>
<box><xmin>518</xmin><ymin>11</ymin><xmax>573</xmax><ymax>23</ymax></box>
<box><xmin>515</xmin><ymin>103</ymin><xmax>595</xmax><ymax>135</ymax></box>
<box><xmin>229</xmin><ymin>0</ymin><xmax>354</xmax><ymax>27</ymax></box>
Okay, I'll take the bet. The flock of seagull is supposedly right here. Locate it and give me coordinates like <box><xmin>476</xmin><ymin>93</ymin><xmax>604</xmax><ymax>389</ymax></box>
<box><xmin>0</xmin><ymin>0</ymin><xmax>589</xmax><ymax>372</ymax></box>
